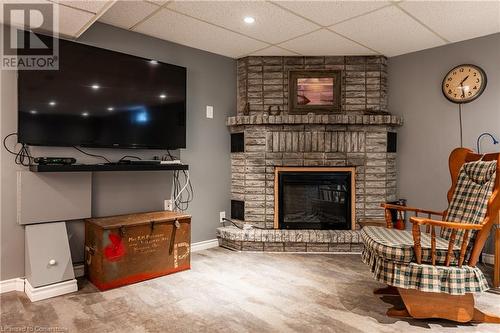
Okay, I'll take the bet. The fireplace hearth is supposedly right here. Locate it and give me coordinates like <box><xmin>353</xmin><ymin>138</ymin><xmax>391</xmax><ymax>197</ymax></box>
<box><xmin>276</xmin><ymin>167</ymin><xmax>354</xmax><ymax>230</ymax></box>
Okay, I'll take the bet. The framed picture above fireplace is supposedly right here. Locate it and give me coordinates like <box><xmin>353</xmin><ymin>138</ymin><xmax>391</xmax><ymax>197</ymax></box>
<box><xmin>288</xmin><ymin>70</ymin><xmax>341</xmax><ymax>113</ymax></box>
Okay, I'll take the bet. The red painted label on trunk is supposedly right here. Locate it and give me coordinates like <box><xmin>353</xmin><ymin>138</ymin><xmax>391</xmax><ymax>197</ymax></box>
<box><xmin>104</xmin><ymin>233</ymin><xmax>125</xmax><ymax>261</ymax></box>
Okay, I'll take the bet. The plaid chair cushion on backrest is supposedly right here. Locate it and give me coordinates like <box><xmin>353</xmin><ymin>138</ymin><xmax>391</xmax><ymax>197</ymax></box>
<box><xmin>442</xmin><ymin>159</ymin><xmax>497</xmax><ymax>246</ymax></box>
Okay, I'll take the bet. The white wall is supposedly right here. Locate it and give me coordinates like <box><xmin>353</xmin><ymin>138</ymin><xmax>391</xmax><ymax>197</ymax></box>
<box><xmin>0</xmin><ymin>23</ymin><xmax>236</xmax><ymax>280</ymax></box>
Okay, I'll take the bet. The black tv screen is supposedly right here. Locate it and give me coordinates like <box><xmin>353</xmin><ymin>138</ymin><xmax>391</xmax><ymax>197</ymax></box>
<box><xmin>18</xmin><ymin>34</ymin><xmax>186</xmax><ymax>149</ymax></box>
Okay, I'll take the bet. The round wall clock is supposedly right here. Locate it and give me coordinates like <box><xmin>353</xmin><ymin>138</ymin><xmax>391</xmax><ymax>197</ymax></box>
<box><xmin>442</xmin><ymin>64</ymin><xmax>487</xmax><ymax>104</ymax></box>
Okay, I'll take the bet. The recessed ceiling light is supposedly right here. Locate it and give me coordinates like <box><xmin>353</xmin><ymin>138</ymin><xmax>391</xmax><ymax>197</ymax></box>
<box><xmin>244</xmin><ymin>16</ymin><xmax>255</xmax><ymax>24</ymax></box>
<box><xmin>159</xmin><ymin>94</ymin><xmax>167</xmax><ymax>99</ymax></box>
<box><xmin>49</xmin><ymin>101</ymin><xmax>56</xmax><ymax>106</ymax></box>
<box><xmin>82</xmin><ymin>112</ymin><xmax>89</xmax><ymax>117</ymax></box>
<box><xmin>91</xmin><ymin>84</ymin><xmax>100</xmax><ymax>90</ymax></box>
<box><xmin>150</xmin><ymin>60</ymin><xmax>158</xmax><ymax>65</ymax></box>
<box><xmin>29</xmin><ymin>110</ymin><xmax>37</xmax><ymax>114</ymax></box>
<box><xmin>107</xmin><ymin>107</ymin><xmax>114</xmax><ymax>111</ymax></box>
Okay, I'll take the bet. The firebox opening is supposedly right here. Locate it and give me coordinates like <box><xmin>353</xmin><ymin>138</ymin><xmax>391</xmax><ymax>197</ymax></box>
<box><xmin>275</xmin><ymin>167</ymin><xmax>355</xmax><ymax>230</ymax></box>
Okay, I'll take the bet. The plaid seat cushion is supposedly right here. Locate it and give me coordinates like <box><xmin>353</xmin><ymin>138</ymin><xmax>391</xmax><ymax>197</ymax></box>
<box><xmin>361</xmin><ymin>226</ymin><xmax>460</xmax><ymax>265</ymax></box>
<box><xmin>442</xmin><ymin>160</ymin><xmax>497</xmax><ymax>244</ymax></box>
<box><xmin>360</xmin><ymin>160</ymin><xmax>496</xmax><ymax>295</ymax></box>
<box><xmin>362</xmin><ymin>245</ymin><xmax>489</xmax><ymax>295</ymax></box>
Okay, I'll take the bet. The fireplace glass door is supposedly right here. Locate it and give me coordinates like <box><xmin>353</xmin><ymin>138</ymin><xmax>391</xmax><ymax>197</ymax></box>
<box><xmin>278</xmin><ymin>172</ymin><xmax>351</xmax><ymax>230</ymax></box>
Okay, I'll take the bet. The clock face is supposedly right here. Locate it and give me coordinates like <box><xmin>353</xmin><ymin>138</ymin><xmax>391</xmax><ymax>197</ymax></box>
<box><xmin>442</xmin><ymin>64</ymin><xmax>487</xmax><ymax>104</ymax></box>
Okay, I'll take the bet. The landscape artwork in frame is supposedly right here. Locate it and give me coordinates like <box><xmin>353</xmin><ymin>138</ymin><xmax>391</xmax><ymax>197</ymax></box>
<box><xmin>289</xmin><ymin>70</ymin><xmax>341</xmax><ymax>113</ymax></box>
<box><xmin>297</xmin><ymin>77</ymin><xmax>334</xmax><ymax>106</ymax></box>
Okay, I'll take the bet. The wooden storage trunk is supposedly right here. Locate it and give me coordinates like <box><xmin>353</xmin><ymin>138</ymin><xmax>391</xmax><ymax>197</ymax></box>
<box><xmin>85</xmin><ymin>211</ymin><xmax>191</xmax><ymax>291</ymax></box>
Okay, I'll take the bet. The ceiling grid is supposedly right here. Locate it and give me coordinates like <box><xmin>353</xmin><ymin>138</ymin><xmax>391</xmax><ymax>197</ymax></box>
<box><xmin>3</xmin><ymin>0</ymin><xmax>499</xmax><ymax>58</ymax></box>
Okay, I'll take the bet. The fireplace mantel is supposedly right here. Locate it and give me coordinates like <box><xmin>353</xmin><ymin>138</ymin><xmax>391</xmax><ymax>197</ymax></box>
<box><xmin>226</xmin><ymin>114</ymin><xmax>403</xmax><ymax>127</ymax></box>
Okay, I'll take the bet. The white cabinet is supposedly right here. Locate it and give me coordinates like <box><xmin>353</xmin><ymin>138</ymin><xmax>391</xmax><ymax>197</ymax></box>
<box><xmin>25</xmin><ymin>222</ymin><xmax>75</xmax><ymax>288</ymax></box>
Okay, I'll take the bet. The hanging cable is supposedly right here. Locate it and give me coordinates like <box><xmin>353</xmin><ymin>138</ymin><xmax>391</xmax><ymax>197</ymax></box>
<box><xmin>118</xmin><ymin>155</ymin><xmax>142</xmax><ymax>162</ymax></box>
<box><xmin>458</xmin><ymin>103</ymin><xmax>463</xmax><ymax>148</ymax></box>
<box><xmin>2</xmin><ymin>133</ymin><xmax>34</xmax><ymax>166</ymax></box>
<box><xmin>172</xmin><ymin>169</ymin><xmax>194</xmax><ymax>211</ymax></box>
<box><xmin>72</xmin><ymin>146</ymin><xmax>111</xmax><ymax>163</ymax></box>
<box><xmin>167</xmin><ymin>150</ymin><xmax>194</xmax><ymax>212</ymax></box>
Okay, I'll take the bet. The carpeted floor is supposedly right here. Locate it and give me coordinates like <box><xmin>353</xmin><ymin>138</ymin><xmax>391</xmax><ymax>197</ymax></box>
<box><xmin>1</xmin><ymin>247</ymin><xmax>500</xmax><ymax>332</ymax></box>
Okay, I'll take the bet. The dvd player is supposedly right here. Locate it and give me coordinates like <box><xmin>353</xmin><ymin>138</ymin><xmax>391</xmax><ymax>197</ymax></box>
<box><xmin>34</xmin><ymin>157</ymin><xmax>77</xmax><ymax>165</ymax></box>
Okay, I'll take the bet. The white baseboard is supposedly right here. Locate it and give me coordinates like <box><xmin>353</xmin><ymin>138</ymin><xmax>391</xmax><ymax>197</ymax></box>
<box><xmin>9</xmin><ymin>240</ymin><xmax>219</xmax><ymax>301</ymax></box>
<box><xmin>25</xmin><ymin>279</ymin><xmax>78</xmax><ymax>302</ymax></box>
<box><xmin>483</xmin><ymin>253</ymin><xmax>494</xmax><ymax>265</ymax></box>
<box><xmin>191</xmin><ymin>239</ymin><xmax>219</xmax><ymax>252</ymax></box>
<box><xmin>0</xmin><ymin>278</ymin><xmax>25</xmax><ymax>294</ymax></box>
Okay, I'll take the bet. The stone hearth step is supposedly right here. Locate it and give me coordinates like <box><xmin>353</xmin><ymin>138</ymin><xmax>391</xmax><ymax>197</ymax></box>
<box><xmin>216</xmin><ymin>227</ymin><xmax>363</xmax><ymax>253</ymax></box>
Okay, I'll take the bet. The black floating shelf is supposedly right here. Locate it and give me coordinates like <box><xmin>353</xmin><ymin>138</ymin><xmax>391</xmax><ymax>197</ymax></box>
<box><xmin>29</xmin><ymin>163</ymin><xmax>189</xmax><ymax>173</ymax></box>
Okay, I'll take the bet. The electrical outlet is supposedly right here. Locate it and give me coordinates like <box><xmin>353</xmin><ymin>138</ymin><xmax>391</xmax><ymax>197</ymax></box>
<box><xmin>164</xmin><ymin>199</ymin><xmax>173</xmax><ymax>211</ymax></box>
<box><xmin>219</xmin><ymin>211</ymin><xmax>226</xmax><ymax>223</ymax></box>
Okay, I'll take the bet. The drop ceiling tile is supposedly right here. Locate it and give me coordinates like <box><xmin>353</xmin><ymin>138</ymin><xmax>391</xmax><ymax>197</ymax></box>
<box><xmin>249</xmin><ymin>45</ymin><xmax>298</xmax><ymax>56</ymax></box>
<box><xmin>332</xmin><ymin>5</ymin><xmax>445</xmax><ymax>57</ymax></box>
<box><xmin>274</xmin><ymin>0</ymin><xmax>391</xmax><ymax>27</ymax></box>
<box><xmin>52</xmin><ymin>0</ymin><xmax>110</xmax><ymax>14</ymax></box>
<box><xmin>399</xmin><ymin>1</ymin><xmax>500</xmax><ymax>43</ymax></box>
<box><xmin>57</xmin><ymin>3</ymin><xmax>96</xmax><ymax>36</ymax></box>
<box><xmin>1</xmin><ymin>0</ymin><xmax>102</xmax><ymax>37</ymax></box>
<box><xmin>133</xmin><ymin>8</ymin><xmax>268</xmax><ymax>58</ymax></box>
<box><xmin>99</xmin><ymin>1</ymin><xmax>160</xmax><ymax>29</ymax></box>
<box><xmin>0</xmin><ymin>0</ymin><xmax>46</xmax><ymax>27</ymax></box>
<box><xmin>278</xmin><ymin>29</ymin><xmax>376</xmax><ymax>56</ymax></box>
<box><xmin>166</xmin><ymin>1</ymin><xmax>318</xmax><ymax>44</ymax></box>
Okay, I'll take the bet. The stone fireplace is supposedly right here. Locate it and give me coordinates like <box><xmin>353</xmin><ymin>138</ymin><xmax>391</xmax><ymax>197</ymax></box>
<box><xmin>227</xmin><ymin>114</ymin><xmax>402</xmax><ymax>230</ymax></box>
<box><xmin>217</xmin><ymin>55</ymin><xmax>403</xmax><ymax>252</ymax></box>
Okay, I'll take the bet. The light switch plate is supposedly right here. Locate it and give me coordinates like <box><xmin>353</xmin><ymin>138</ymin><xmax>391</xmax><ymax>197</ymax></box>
<box><xmin>206</xmin><ymin>105</ymin><xmax>213</xmax><ymax>119</ymax></box>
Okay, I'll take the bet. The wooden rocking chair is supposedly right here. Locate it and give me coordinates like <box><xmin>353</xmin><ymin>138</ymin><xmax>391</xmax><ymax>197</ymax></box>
<box><xmin>361</xmin><ymin>147</ymin><xmax>500</xmax><ymax>323</ymax></box>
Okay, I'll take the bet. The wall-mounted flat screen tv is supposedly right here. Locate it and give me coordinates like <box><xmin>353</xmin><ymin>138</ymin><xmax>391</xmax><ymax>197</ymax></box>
<box><xmin>18</xmin><ymin>32</ymin><xmax>187</xmax><ymax>149</ymax></box>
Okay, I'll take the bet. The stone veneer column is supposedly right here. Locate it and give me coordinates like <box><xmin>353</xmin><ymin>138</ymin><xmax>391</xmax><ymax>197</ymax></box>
<box><xmin>237</xmin><ymin>56</ymin><xmax>388</xmax><ymax>115</ymax></box>
<box><xmin>231</xmin><ymin>55</ymin><xmax>399</xmax><ymax>229</ymax></box>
